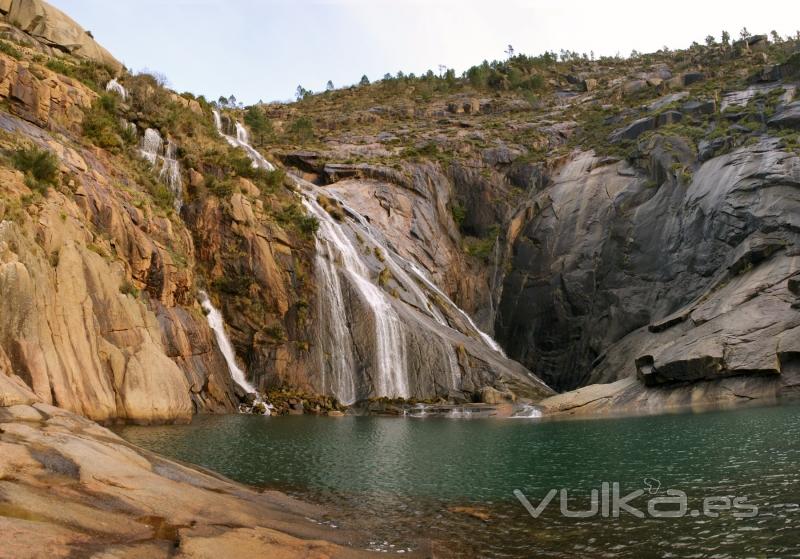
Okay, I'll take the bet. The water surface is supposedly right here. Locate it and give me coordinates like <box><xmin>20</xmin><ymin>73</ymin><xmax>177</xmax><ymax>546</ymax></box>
<box><xmin>117</xmin><ymin>404</ymin><xmax>800</xmax><ymax>557</ymax></box>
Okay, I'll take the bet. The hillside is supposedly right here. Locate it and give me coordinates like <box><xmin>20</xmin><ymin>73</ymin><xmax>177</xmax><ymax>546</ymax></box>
<box><xmin>0</xmin><ymin>1</ymin><xmax>799</xmax><ymax>555</ymax></box>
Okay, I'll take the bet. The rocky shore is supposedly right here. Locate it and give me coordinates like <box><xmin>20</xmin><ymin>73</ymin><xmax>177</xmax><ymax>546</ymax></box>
<box><xmin>0</xmin><ymin>379</ymin><xmax>375</xmax><ymax>558</ymax></box>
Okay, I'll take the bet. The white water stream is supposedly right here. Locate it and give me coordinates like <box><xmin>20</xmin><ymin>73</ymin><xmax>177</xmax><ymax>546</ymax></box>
<box><xmin>211</xmin><ymin>109</ymin><xmax>512</xmax><ymax>403</ymax></box>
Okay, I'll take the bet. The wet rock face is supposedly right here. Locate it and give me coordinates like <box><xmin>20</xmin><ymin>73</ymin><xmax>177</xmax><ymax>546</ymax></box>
<box><xmin>496</xmin><ymin>140</ymin><xmax>800</xmax><ymax>393</ymax></box>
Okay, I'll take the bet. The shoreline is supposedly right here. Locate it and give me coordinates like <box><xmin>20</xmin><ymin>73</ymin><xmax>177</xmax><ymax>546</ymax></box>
<box><xmin>0</xmin><ymin>400</ymin><xmax>381</xmax><ymax>559</ymax></box>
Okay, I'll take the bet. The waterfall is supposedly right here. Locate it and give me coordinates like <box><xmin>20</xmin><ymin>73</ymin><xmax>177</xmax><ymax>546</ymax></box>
<box><xmin>407</xmin><ymin>262</ymin><xmax>506</xmax><ymax>356</ymax></box>
<box><xmin>140</xmin><ymin>128</ymin><xmax>162</xmax><ymax>164</ymax></box>
<box><xmin>303</xmin><ymin>197</ymin><xmax>410</xmax><ymax>399</ymax></box>
<box><xmin>511</xmin><ymin>404</ymin><xmax>543</xmax><ymax>419</ymax></box>
<box><xmin>212</xmin><ymin>110</ymin><xmax>275</xmax><ymax>171</ymax></box>
<box><xmin>312</xmin><ymin>234</ymin><xmax>358</xmax><ymax>404</ymax></box>
<box><xmin>105</xmin><ymin>78</ymin><xmax>127</xmax><ymax>100</ymax></box>
<box><xmin>199</xmin><ymin>291</ymin><xmax>262</xmax><ymax>398</ymax></box>
<box><xmin>140</xmin><ymin>129</ymin><xmax>183</xmax><ymax>211</ymax></box>
<box><xmin>211</xmin><ymin>109</ymin><xmax>522</xmax><ymax>403</ymax></box>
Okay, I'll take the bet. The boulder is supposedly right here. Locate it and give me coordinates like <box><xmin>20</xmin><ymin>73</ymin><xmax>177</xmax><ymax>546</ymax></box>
<box><xmin>681</xmin><ymin>99</ymin><xmax>716</xmax><ymax>117</ymax></box>
<box><xmin>768</xmin><ymin>101</ymin><xmax>800</xmax><ymax>129</ymax></box>
<box><xmin>609</xmin><ymin>116</ymin><xmax>656</xmax><ymax>143</ymax></box>
<box><xmin>5</xmin><ymin>0</ymin><xmax>122</xmax><ymax>72</ymax></box>
<box><xmin>622</xmin><ymin>79</ymin><xmax>648</xmax><ymax>96</ymax></box>
<box><xmin>479</xmin><ymin>386</ymin><xmax>515</xmax><ymax>404</ymax></box>
<box><xmin>655</xmin><ymin>110</ymin><xmax>683</xmax><ymax>127</ymax></box>
<box><xmin>682</xmin><ymin>72</ymin><xmax>705</xmax><ymax>86</ymax></box>
<box><xmin>582</xmin><ymin>78</ymin><xmax>598</xmax><ymax>92</ymax></box>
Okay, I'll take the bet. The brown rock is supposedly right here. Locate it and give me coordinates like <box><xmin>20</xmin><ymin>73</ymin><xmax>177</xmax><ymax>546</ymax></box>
<box><xmin>7</xmin><ymin>0</ymin><xmax>122</xmax><ymax>72</ymax></box>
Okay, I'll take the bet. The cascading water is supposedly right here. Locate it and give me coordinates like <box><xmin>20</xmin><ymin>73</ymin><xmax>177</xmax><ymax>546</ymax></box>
<box><xmin>199</xmin><ymin>291</ymin><xmax>257</xmax><ymax>394</ymax></box>
<box><xmin>211</xmin><ymin>109</ymin><xmax>524</xmax><ymax>403</ymax></box>
<box><xmin>105</xmin><ymin>78</ymin><xmax>127</xmax><ymax>100</ymax></box>
<box><xmin>303</xmin><ymin>197</ymin><xmax>410</xmax><ymax>400</ymax></box>
<box><xmin>199</xmin><ymin>291</ymin><xmax>271</xmax><ymax>416</ymax></box>
<box><xmin>213</xmin><ymin>110</ymin><xmax>275</xmax><ymax>171</ymax></box>
<box><xmin>408</xmin><ymin>262</ymin><xmax>506</xmax><ymax>356</ymax></box>
<box><xmin>140</xmin><ymin>128</ymin><xmax>183</xmax><ymax>211</ymax></box>
<box><xmin>510</xmin><ymin>404</ymin><xmax>543</xmax><ymax>419</ymax></box>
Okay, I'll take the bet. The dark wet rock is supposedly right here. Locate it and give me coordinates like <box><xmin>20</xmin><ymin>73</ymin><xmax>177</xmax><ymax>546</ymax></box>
<box><xmin>681</xmin><ymin>99</ymin><xmax>716</xmax><ymax>117</ymax></box>
<box><xmin>609</xmin><ymin>116</ymin><xmax>656</xmax><ymax>143</ymax></box>
<box><xmin>655</xmin><ymin>110</ymin><xmax>683</xmax><ymax>127</ymax></box>
<box><xmin>768</xmin><ymin>101</ymin><xmax>800</xmax><ymax>129</ymax></box>
<box><xmin>698</xmin><ymin>137</ymin><xmax>731</xmax><ymax>161</ymax></box>
<box><xmin>682</xmin><ymin>72</ymin><xmax>705</xmax><ymax>86</ymax></box>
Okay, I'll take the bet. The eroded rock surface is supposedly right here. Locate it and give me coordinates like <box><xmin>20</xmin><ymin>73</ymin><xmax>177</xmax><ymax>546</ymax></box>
<box><xmin>0</xmin><ymin>396</ymin><xmax>374</xmax><ymax>558</ymax></box>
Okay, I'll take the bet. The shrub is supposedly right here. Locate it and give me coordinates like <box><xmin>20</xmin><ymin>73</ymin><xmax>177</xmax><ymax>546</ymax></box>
<box><xmin>288</xmin><ymin>116</ymin><xmax>314</xmax><ymax>142</ymax></box>
<box><xmin>205</xmin><ymin>175</ymin><xmax>234</xmax><ymax>198</ymax></box>
<box><xmin>451</xmin><ymin>202</ymin><xmax>466</xmax><ymax>226</ymax></box>
<box><xmin>119</xmin><ymin>280</ymin><xmax>140</xmax><ymax>297</ymax></box>
<box><xmin>212</xmin><ymin>274</ymin><xmax>252</xmax><ymax>296</ymax></box>
<box><xmin>12</xmin><ymin>146</ymin><xmax>59</xmax><ymax>192</ymax></box>
<box><xmin>45</xmin><ymin>58</ymin><xmax>114</xmax><ymax>92</ymax></box>
<box><xmin>82</xmin><ymin>94</ymin><xmax>127</xmax><ymax>152</ymax></box>
<box><xmin>275</xmin><ymin>202</ymin><xmax>319</xmax><ymax>237</ymax></box>
<box><xmin>0</xmin><ymin>40</ymin><xmax>22</xmax><ymax>60</ymax></box>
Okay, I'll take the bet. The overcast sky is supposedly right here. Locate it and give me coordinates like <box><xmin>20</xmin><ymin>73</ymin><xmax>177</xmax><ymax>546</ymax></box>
<box><xmin>49</xmin><ymin>0</ymin><xmax>800</xmax><ymax>104</ymax></box>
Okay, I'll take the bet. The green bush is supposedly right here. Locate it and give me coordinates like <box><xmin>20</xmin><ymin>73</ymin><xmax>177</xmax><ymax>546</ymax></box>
<box><xmin>212</xmin><ymin>274</ymin><xmax>252</xmax><ymax>296</ymax></box>
<box><xmin>275</xmin><ymin>202</ymin><xmax>319</xmax><ymax>237</ymax></box>
<box><xmin>288</xmin><ymin>116</ymin><xmax>314</xmax><ymax>142</ymax></box>
<box><xmin>451</xmin><ymin>202</ymin><xmax>466</xmax><ymax>226</ymax></box>
<box><xmin>44</xmin><ymin>59</ymin><xmax>114</xmax><ymax>92</ymax></box>
<box><xmin>205</xmin><ymin>175</ymin><xmax>234</xmax><ymax>198</ymax></box>
<box><xmin>12</xmin><ymin>146</ymin><xmax>59</xmax><ymax>192</ymax></box>
<box><xmin>82</xmin><ymin>94</ymin><xmax>127</xmax><ymax>152</ymax></box>
<box><xmin>0</xmin><ymin>40</ymin><xmax>22</xmax><ymax>60</ymax></box>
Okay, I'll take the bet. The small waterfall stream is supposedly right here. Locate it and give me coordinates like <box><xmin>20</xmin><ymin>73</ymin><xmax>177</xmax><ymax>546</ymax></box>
<box><xmin>212</xmin><ymin>109</ymin><xmax>514</xmax><ymax>403</ymax></box>
<box><xmin>105</xmin><ymin>78</ymin><xmax>127</xmax><ymax>100</ymax></box>
<box><xmin>199</xmin><ymin>291</ymin><xmax>257</xmax><ymax>395</ymax></box>
<box><xmin>200</xmin><ymin>291</ymin><xmax>271</xmax><ymax>415</ymax></box>
<box><xmin>140</xmin><ymin>128</ymin><xmax>183</xmax><ymax>211</ymax></box>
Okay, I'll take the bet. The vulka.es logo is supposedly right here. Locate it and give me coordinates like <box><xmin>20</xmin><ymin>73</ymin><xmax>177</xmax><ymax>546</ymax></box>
<box><xmin>514</xmin><ymin>479</ymin><xmax>758</xmax><ymax>519</ymax></box>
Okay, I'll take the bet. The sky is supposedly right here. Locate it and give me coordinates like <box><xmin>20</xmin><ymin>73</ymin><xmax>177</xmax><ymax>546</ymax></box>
<box><xmin>49</xmin><ymin>0</ymin><xmax>800</xmax><ymax>105</ymax></box>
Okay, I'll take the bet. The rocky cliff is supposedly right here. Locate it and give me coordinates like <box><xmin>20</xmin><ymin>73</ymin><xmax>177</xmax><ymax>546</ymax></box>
<box><xmin>268</xmin><ymin>34</ymin><xmax>800</xmax><ymax>416</ymax></box>
<box><xmin>0</xmin><ymin>2</ymin><xmax>798</xmax><ymax>422</ymax></box>
<box><xmin>0</xmin><ymin>2</ymin><xmax>551</xmax><ymax>424</ymax></box>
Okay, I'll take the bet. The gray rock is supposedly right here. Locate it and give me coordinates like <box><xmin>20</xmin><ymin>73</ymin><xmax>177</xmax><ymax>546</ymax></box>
<box><xmin>681</xmin><ymin>100</ymin><xmax>716</xmax><ymax>117</ymax></box>
<box><xmin>768</xmin><ymin>101</ymin><xmax>800</xmax><ymax>129</ymax></box>
<box><xmin>609</xmin><ymin>117</ymin><xmax>656</xmax><ymax>143</ymax></box>
<box><xmin>682</xmin><ymin>72</ymin><xmax>705</xmax><ymax>86</ymax></box>
<box><xmin>497</xmin><ymin>142</ymin><xmax>800</xmax><ymax>391</ymax></box>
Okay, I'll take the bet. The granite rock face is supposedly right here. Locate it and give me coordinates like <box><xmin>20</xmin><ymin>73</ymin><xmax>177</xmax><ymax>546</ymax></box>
<box><xmin>0</xmin><ymin>398</ymin><xmax>373</xmax><ymax>557</ymax></box>
<box><xmin>1</xmin><ymin>0</ymin><xmax>122</xmax><ymax>71</ymax></box>
<box><xmin>497</xmin><ymin>139</ymin><xmax>800</xmax><ymax>398</ymax></box>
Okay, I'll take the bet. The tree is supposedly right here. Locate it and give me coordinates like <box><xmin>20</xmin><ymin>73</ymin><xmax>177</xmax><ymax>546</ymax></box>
<box><xmin>505</xmin><ymin>44</ymin><xmax>515</xmax><ymax>58</ymax></box>
<box><xmin>721</xmin><ymin>30</ymin><xmax>731</xmax><ymax>46</ymax></box>
<box><xmin>705</xmin><ymin>34</ymin><xmax>715</xmax><ymax>47</ymax></box>
<box><xmin>740</xmin><ymin>27</ymin><xmax>751</xmax><ymax>41</ymax></box>
<box><xmin>217</xmin><ymin>96</ymin><xmax>228</xmax><ymax>107</ymax></box>
<box><xmin>383</xmin><ymin>73</ymin><xmax>392</xmax><ymax>81</ymax></box>
<box><xmin>438</xmin><ymin>64</ymin><xmax>447</xmax><ymax>77</ymax></box>
<box><xmin>244</xmin><ymin>105</ymin><xmax>273</xmax><ymax>147</ymax></box>
<box><xmin>359</xmin><ymin>75</ymin><xmax>370</xmax><ymax>86</ymax></box>
<box><xmin>295</xmin><ymin>85</ymin><xmax>309</xmax><ymax>101</ymax></box>
<box><xmin>770</xmin><ymin>30</ymin><xmax>782</xmax><ymax>43</ymax></box>
<box><xmin>326</xmin><ymin>80</ymin><xmax>334</xmax><ymax>91</ymax></box>
<box><xmin>228</xmin><ymin>94</ymin><xmax>237</xmax><ymax>108</ymax></box>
